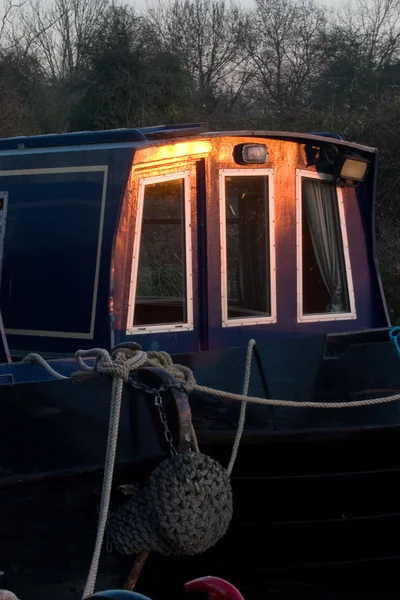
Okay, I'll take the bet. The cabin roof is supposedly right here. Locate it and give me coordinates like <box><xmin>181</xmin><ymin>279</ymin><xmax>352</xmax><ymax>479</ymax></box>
<box><xmin>0</xmin><ymin>123</ymin><xmax>377</xmax><ymax>155</ymax></box>
<box><xmin>201</xmin><ymin>131</ymin><xmax>377</xmax><ymax>155</ymax></box>
<box><xmin>0</xmin><ymin>123</ymin><xmax>209</xmax><ymax>151</ymax></box>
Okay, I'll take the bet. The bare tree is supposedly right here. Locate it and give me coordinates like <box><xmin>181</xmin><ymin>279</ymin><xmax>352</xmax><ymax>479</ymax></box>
<box><xmin>19</xmin><ymin>0</ymin><xmax>111</xmax><ymax>79</ymax></box>
<box><xmin>311</xmin><ymin>0</ymin><xmax>400</xmax><ymax>118</ymax></box>
<box><xmin>344</xmin><ymin>0</ymin><xmax>400</xmax><ymax>70</ymax></box>
<box><xmin>0</xmin><ymin>0</ymin><xmax>30</xmax><ymax>50</ymax></box>
<box><xmin>244</xmin><ymin>0</ymin><xmax>327</xmax><ymax>113</ymax></box>
<box><xmin>147</xmin><ymin>0</ymin><xmax>249</xmax><ymax>111</ymax></box>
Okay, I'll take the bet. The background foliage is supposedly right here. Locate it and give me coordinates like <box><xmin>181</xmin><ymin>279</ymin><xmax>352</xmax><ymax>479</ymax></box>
<box><xmin>1</xmin><ymin>0</ymin><xmax>399</xmax><ymax>319</ymax></box>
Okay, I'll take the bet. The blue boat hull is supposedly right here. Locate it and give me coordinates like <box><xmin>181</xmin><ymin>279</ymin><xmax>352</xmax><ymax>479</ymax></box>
<box><xmin>1</xmin><ymin>332</ymin><xmax>400</xmax><ymax>598</ymax></box>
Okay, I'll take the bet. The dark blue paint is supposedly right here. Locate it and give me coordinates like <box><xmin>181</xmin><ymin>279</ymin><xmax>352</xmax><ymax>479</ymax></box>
<box><xmin>0</xmin><ymin>128</ymin><xmax>146</xmax><ymax>150</ymax></box>
<box><xmin>0</xmin><ymin>357</ymin><xmax>90</xmax><ymax>383</ymax></box>
<box><xmin>114</xmin><ymin>330</ymin><xmax>202</xmax><ymax>355</ymax></box>
<box><xmin>368</xmin><ymin>151</ymin><xmax>391</xmax><ymax>325</ymax></box>
<box><xmin>89</xmin><ymin>591</ymin><xmax>152</xmax><ymax>600</ymax></box>
<box><xmin>0</xmin><ymin>123</ymin><xmax>206</xmax><ymax>151</ymax></box>
<box><xmin>0</xmin><ymin>129</ymin><xmax>387</xmax><ymax>359</ymax></box>
<box><xmin>138</xmin><ymin>123</ymin><xmax>206</xmax><ymax>136</ymax></box>
<box><xmin>1</xmin><ymin>171</ymin><xmax>105</xmax><ymax>332</ymax></box>
<box><xmin>0</xmin><ymin>145</ymin><xmax>135</xmax><ymax>355</ymax></box>
<box><xmin>307</xmin><ymin>131</ymin><xmax>344</xmax><ymax>140</ymax></box>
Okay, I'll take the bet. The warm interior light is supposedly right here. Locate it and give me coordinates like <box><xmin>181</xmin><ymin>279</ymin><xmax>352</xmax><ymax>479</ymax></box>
<box><xmin>340</xmin><ymin>157</ymin><xmax>369</xmax><ymax>181</ymax></box>
<box><xmin>135</xmin><ymin>140</ymin><xmax>211</xmax><ymax>165</ymax></box>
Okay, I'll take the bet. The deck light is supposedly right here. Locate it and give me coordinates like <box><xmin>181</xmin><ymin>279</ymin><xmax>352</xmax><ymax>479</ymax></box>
<box><xmin>337</xmin><ymin>154</ymin><xmax>370</xmax><ymax>187</ymax></box>
<box><xmin>234</xmin><ymin>143</ymin><xmax>268</xmax><ymax>165</ymax></box>
<box><xmin>312</xmin><ymin>143</ymin><xmax>370</xmax><ymax>187</ymax></box>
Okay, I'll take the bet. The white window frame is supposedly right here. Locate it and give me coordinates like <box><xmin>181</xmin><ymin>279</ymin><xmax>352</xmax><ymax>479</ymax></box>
<box><xmin>296</xmin><ymin>169</ymin><xmax>356</xmax><ymax>323</ymax></box>
<box><xmin>219</xmin><ymin>168</ymin><xmax>277</xmax><ymax>327</ymax></box>
<box><xmin>126</xmin><ymin>170</ymin><xmax>193</xmax><ymax>335</ymax></box>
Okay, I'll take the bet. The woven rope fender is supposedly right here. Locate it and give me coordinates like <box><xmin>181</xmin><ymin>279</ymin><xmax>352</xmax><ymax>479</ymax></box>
<box><xmin>107</xmin><ymin>452</ymin><xmax>233</xmax><ymax>557</ymax></box>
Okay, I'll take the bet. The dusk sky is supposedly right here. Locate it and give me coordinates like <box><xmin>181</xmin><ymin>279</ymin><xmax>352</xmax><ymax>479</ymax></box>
<box><xmin>134</xmin><ymin>0</ymin><xmax>344</xmax><ymax>11</ymax></box>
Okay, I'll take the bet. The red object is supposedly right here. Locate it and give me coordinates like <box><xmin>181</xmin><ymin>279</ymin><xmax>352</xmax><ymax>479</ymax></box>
<box><xmin>184</xmin><ymin>576</ymin><xmax>245</xmax><ymax>600</ymax></box>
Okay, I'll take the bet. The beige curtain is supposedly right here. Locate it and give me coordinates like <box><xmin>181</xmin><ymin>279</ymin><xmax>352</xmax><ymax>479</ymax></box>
<box><xmin>303</xmin><ymin>178</ymin><xmax>345</xmax><ymax>312</ymax></box>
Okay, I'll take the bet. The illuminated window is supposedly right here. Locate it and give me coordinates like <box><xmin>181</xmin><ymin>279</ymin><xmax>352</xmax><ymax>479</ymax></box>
<box><xmin>220</xmin><ymin>169</ymin><xmax>276</xmax><ymax>326</ymax></box>
<box><xmin>127</xmin><ymin>171</ymin><xmax>193</xmax><ymax>333</ymax></box>
<box><xmin>297</xmin><ymin>171</ymin><xmax>356</xmax><ymax>322</ymax></box>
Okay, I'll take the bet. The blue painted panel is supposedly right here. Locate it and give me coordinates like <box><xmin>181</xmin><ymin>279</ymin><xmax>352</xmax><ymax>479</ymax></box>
<box><xmin>114</xmin><ymin>329</ymin><xmax>202</xmax><ymax>355</ymax></box>
<box><xmin>307</xmin><ymin>131</ymin><xmax>343</xmax><ymax>140</ymax></box>
<box><xmin>1</xmin><ymin>170</ymin><xmax>105</xmax><ymax>334</ymax></box>
<box><xmin>0</xmin><ymin>123</ymin><xmax>206</xmax><ymax>152</ymax></box>
<box><xmin>355</xmin><ymin>155</ymin><xmax>390</xmax><ymax>327</ymax></box>
<box><xmin>0</xmin><ymin>146</ymin><xmax>135</xmax><ymax>354</ymax></box>
<box><xmin>0</xmin><ymin>357</ymin><xmax>92</xmax><ymax>384</ymax></box>
<box><xmin>0</xmin><ymin>133</ymin><xmax>386</xmax><ymax>359</ymax></box>
<box><xmin>0</xmin><ymin>128</ymin><xmax>145</xmax><ymax>150</ymax></box>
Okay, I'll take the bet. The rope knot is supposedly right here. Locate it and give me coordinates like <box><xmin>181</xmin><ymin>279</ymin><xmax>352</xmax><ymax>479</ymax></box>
<box><xmin>147</xmin><ymin>351</ymin><xmax>197</xmax><ymax>389</ymax></box>
<box><xmin>75</xmin><ymin>347</ymin><xmax>148</xmax><ymax>383</ymax></box>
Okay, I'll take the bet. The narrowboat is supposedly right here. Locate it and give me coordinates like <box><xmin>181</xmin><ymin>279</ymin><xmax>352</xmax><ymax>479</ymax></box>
<box><xmin>0</xmin><ymin>123</ymin><xmax>400</xmax><ymax>600</ymax></box>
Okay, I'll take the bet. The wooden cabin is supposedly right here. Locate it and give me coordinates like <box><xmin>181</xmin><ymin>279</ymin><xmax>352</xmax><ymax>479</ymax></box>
<box><xmin>0</xmin><ymin>123</ymin><xmax>387</xmax><ymax>358</ymax></box>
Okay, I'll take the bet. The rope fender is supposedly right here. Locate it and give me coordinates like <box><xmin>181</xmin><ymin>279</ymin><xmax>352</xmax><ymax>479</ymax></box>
<box><xmin>107</xmin><ymin>453</ymin><xmax>233</xmax><ymax>556</ymax></box>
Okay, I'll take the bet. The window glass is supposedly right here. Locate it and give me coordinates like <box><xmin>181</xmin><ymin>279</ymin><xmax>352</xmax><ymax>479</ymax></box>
<box><xmin>224</xmin><ymin>175</ymin><xmax>270</xmax><ymax>320</ymax></box>
<box><xmin>134</xmin><ymin>178</ymin><xmax>187</xmax><ymax>327</ymax></box>
<box><xmin>302</xmin><ymin>177</ymin><xmax>350</xmax><ymax>315</ymax></box>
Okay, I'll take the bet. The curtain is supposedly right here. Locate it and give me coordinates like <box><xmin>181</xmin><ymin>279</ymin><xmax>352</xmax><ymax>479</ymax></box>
<box><xmin>302</xmin><ymin>178</ymin><xmax>345</xmax><ymax>312</ymax></box>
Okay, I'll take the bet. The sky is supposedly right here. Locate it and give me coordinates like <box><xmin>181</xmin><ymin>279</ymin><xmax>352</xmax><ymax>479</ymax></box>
<box><xmin>133</xmin><ymin>0</ymin><xmax>343</xmax><ymax>10</ymax></box>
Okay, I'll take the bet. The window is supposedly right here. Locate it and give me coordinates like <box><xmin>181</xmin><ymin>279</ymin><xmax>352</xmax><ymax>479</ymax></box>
<box><xmin>296</xmin><ymin>170</ymin><xmax>356</xmax><ymax>322</ymax></box>
<box><xmin>127</xmin><ymin>171</ymin><xmax>193</xmax><ymax>334</ymax></box>
<box><xmin>219</xmin><ymin>169</ymin><xmax>276</xmax><ymax>326</ymax></box>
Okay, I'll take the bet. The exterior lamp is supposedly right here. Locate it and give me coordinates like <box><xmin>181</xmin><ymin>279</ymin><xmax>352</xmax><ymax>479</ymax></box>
<box><xmin>313</xmin><ymin>143</ymin><xmax>370</xmax><ymax>187</ymax></box>
<box><xmin>336</xmin><ymin>154</ymin><xmax>370</xmax><ymax>187</ymax></box>
<box><xmin>233</xmin><ymin>143</ymin><xmax>268</xmax><ymax>165</ymax></box>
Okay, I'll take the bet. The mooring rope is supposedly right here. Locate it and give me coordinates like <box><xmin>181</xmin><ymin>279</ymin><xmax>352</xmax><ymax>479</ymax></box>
<box><xmin>21</xmin><ymin>352</ymin><xmax>69</xmax><ymax>379</ymax></box>
<box><xmin>80</xmin><ymin>347</ymin><xmax>148</xmax><ymax>599</ymax></box>
<box><xmin>24</xmin><ymin>343</ymin><xmax>400</xmax><ymax>411</ymax></box>
<box><xmin>20</xmin><ymin>336</ymin><xmax>400</xmax><ymax>597</ymax></box>
<box><xmin>226</xmin><ymin>338</ymin><xmax>255</xmax><ymax>476</ymax></box>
